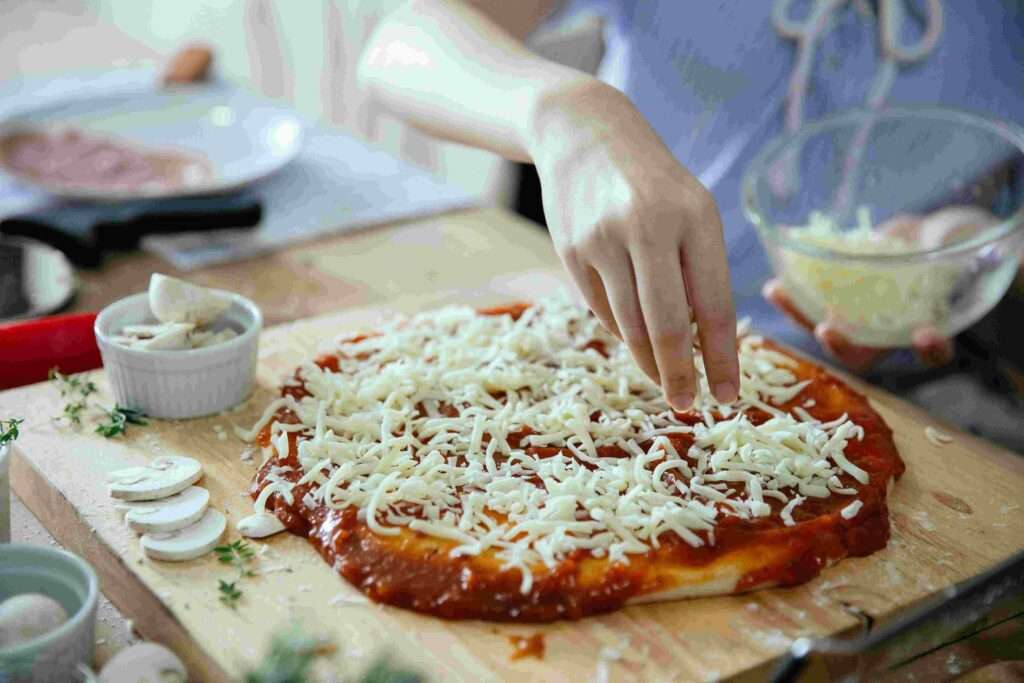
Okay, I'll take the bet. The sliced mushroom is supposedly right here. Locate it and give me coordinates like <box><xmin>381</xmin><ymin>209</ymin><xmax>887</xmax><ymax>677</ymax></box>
<box><xmin>188</xmin><ymin>327</ymin><xmax>239</xmax><ymax>348</ymax></box>
<box><xmin>237</xmin><ymin>511</ymin><xmax>286</xmax><ymax>539</ymax></box>
<box><xmin>149</xmin><ymin>273</ymin><xmax>232</xmax><ymax>326</ymax></box>
<box><xmin>0</xmin><ymin>593</ymin><xmax>69</xmax><ymax>649</ymax></box>
<box><xmin>115</xmin><ymin>322</ymin><xmax>196</xmax><ymax>351</ymax></box>
<box><xmin>108</xmin><ymin>456</ymin><xmax>203</xmax><ymax>502</ymax></box>
<box><xmin>141</xmin><ymin>508</ymin><xmax>226</xmax><ymax>562</ymax></box>
<box><xmin>99</xmin><ymin>642</ymin><xmax>187</xmax><ymax>683</ymax></box>
<box><xmin>116</xmin><ymin>486</ymin><xmax>210</xmax><ymax>534</ymax></box>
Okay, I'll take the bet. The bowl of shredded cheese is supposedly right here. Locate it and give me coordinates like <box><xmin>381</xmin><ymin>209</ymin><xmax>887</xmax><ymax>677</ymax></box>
<box><xmin>743</xmin><ymin>107</ymin><xmax>1024</xmax><ymax>347</ymax></box>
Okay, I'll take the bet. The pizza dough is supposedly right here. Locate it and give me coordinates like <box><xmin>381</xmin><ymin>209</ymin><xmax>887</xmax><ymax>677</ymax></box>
<box><xmin>244</xmin><ymin>300</ymin><xmax>903</xmax><ymax>621</ymax></box>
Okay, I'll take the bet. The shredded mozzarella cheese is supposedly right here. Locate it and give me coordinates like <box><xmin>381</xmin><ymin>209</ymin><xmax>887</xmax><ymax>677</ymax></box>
<box><xmin>247</xmin><ymin>298</ymin><xmax>867</xmax><ymax>593</ymax></box>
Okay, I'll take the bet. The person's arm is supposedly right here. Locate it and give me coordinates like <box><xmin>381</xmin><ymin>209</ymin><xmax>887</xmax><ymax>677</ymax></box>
<box><xmin>359</xmin><ymin>0</ymin><xmax>740</xmax><ymax>408</ymax></box>
<box><xmin>359</xmin><ymin>0</ymin><xmax>587</xmax><ymax>161</ymax></box>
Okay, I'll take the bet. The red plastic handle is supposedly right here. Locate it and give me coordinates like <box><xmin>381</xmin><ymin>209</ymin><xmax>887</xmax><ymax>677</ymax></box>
<box><xmin>0</xmin><ymin>312</ymin><xmax>102</xmax><ymax>390</ymax></box>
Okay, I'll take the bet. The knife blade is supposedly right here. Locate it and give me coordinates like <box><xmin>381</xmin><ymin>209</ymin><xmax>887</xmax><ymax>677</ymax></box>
<box><xmin>771</xmin><ymin>550</ymin><xmax>1024</xmax><ymax>682</ymax></box>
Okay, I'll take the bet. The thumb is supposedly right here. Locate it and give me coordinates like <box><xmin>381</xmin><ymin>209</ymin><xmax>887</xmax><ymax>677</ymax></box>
<box><xmin>911</xmin><ymin>327</ymin><xmax>954</xmax><ymax>367</ymax></box>
<box><xmin>814</xmin><ymin>322</ymin><xmax>887</xmax><ymax>373</ymax></box>
<box><xmin>762</xmin><ymin>279</ymin><xmax>815</xmax><ymax>332</ymax></box>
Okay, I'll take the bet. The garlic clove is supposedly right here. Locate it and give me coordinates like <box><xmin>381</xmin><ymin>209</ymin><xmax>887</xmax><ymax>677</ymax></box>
<box><xmin>237</xmin><ymin>512</ymin><xmax>286</xmax><ymax>539</ymax></box>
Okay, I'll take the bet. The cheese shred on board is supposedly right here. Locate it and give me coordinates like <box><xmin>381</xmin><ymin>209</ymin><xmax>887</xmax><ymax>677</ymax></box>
<box><xmin>247</xmin><ymin>299</ymin><xmax>867</xmax><ymax>593</ymax></box>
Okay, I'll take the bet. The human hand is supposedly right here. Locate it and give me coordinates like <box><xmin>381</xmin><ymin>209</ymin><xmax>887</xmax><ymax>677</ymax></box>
<box><xmin>763</xmin><ymin>207</ymin><xmax>999</xmax><ymax>371</ymax></box>
<box><xmin>762</xmin><ymin>278</ymin><xmax>953</xmax><ymax>372</ymax></box>
<box><xmin>527</xmin><ymin>80</ymin><xmax>739</xmax><ymax>409</ymax></box>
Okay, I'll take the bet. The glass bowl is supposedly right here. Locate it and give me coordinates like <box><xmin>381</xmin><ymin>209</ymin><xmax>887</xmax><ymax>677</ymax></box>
<box><xmin>743</xmin><ymin>106</ymin><xmax>1024</xmax><ymax>347</ymax></box>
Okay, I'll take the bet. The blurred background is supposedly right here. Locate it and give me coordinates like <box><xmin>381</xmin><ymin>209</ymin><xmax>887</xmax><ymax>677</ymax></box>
<box><xmin>3</xmin><ymin>0</ymin><xmax>602</xmax><ymax>209</ymax></box>
<box><xmin>10</xmin><ymin>0</ymin><xmax>499</xmax><ymax>198</ymax></box>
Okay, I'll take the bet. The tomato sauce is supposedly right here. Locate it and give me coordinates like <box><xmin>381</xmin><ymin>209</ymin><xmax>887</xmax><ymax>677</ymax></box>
<box><xmin>249</xmin><ymin>308</ymin><xmax>903</xmax><ymax>621</ymax></box>
<box><xmin>507</xmin><ymin>633</ymin><xmax>546</xmax><ymax>660</ymax></box>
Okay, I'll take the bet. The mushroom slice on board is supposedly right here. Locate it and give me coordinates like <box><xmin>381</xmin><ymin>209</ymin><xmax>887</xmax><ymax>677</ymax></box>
<box><xmin>141</xmin><ymin>508</ymin><xmax>226</xmax><ymax>562</ymax></box>
<box><xmin>108</xmin><ymin>456</ymin><xmax>203</xmax><ymax>502</ymax></box>
<box><xmin>237</xmin><ymin>511</ymin><xmax>286</xmax><ymax>538</ymax></box>
<box><xmin>116</xmin><ymin>486</ymin><xmax>210</xmax><ymax>534</ymax></box>
<box><xmin>149</xmin><ymin>273</ymin><xmax>232</xmax><ymax>326</ymax></box>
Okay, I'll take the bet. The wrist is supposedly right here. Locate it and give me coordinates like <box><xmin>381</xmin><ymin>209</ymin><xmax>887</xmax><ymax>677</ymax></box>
<box><xmin>523</xmin><ymin>75</ymin><xmax>629</xmax><ymax>168</ymax></box>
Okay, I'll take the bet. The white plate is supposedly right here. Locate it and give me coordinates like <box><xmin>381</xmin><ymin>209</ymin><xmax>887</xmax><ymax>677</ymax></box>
<box><xmin>0</xmin><ymin>87</ymin><xmax>303</xmax><ymax>201</ymax></box>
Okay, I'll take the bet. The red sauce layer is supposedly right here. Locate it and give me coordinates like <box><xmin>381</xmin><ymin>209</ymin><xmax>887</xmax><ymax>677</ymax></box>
<box><xmin>508</xmin><ymin>634</ymin><xmax>546</xmax><ymax>660</ymax></box>
<box><xmin>249</xmin><ymin>305</ymin><xmax>903</xmax><ymax>621</ymax></box>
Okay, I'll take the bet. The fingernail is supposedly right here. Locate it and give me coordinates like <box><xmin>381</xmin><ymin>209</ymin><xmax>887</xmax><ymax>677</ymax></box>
<box><xmin>668</xmin><ymin>393</ymin><xmax>694</xmax><ymax>411</ymax></box>
<box><xmin>712</xmin><ymin>382</ymin><xmax>738</xmax><ymax>403</ymax></box>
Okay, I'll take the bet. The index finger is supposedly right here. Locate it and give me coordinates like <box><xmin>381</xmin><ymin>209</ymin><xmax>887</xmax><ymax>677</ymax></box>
<box><xmin>680</xmin><ymin>200</ymin><xmax>739</xmax><ymax>403</ymax></box>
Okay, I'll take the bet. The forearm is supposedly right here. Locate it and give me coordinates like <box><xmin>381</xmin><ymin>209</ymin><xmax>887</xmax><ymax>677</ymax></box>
<box><xmin>358</xmin><ymin>0</ymin><xmax>599</xmax><ymax>162</ymax></box>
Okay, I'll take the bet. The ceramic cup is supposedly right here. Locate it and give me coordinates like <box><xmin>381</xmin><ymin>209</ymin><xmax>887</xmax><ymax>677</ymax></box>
<box><xmin>94</xmin><ymin>291</ymin><xmax>262</xmax><ymax>419</ymax></box>
<box><xmin>0</xmin><ymin>544</ymin><xmax>99</xmax><ymax>682</ymax></box>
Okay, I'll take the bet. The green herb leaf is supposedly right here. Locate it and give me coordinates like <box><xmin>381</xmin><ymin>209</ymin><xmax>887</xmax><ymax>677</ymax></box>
<box><xmin>358</xmin><ymin>659</ymin><xmax>423</xmax><ymax>683</ymax></box>
<box><xmin>215</xmin><ymin>539</ymin><xmax>258</xmax><ymax>606</ymax></box>
<box><xmin>50</xmin><ymin>368</ymin><xmax>98</xmax><ymax>427</ymax></box>
<box><xmin>218</xmin><ymin>580</ymin><xmax>243</xmax><ymax>609</ymax></box>
<box><xmin>243</xmin><ymin>626</ymin><xmax>422</xmax><ymax>683</ymax></box>
<box><xmin>244</xmin><ymin>629</ymin><xmax>329</xmax><ymax>683</ymax></box>
<box><xmin>95</xmin><ymin>405</ymin><xmax>148</xmax><ymax>438</ymax></box>
<box><xmin>0</xmin><ymin>418</ymin><xmax>23</xmax><ymax>447</ymax></box>
<box><xmin>215</xmin><ymin>540</ymin><xmax>255</xmax><ymax>572</ymax></box>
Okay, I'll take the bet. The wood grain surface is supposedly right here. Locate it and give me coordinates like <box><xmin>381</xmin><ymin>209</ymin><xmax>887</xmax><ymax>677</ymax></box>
<box><xmin>4</xmin><ymin>292</ymin><xmax>1024</xmax><ymax>682</ymax></box>
<box><xmin>6</xmin><ymin>7</ymin><xmax>1021</xmax><ymax>680</ymax></box>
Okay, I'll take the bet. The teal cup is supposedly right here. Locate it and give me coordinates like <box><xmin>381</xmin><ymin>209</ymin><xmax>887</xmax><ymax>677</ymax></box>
<box><xmin>0</xmin><ymin>544</ymin><xmax>98</xmax><ymax>682</ymax></box>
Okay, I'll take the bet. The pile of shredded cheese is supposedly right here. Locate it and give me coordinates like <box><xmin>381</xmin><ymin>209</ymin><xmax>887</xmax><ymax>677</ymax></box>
<box><xmin>780</xmin><ymin>208</ymin><xmax>959</xmax><ymax>340</ymax></box>
<box><xmin>245</xmin><ymin>299</ymin><xmax>868</xmax><ymax>593</ymax></box>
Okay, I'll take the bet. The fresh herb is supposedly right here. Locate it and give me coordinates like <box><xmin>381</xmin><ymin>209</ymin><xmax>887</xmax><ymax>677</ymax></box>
<box><xmin>244</xmin><ymin>628</ymin><xmax>422</xmax><ymax>683</ymax></box>
<box><xmin>358</xmin><ymin>660</ymin><xmax>422</xmax><ymax>683</ymax></box>
<box><xmin>218</xmin><ymin>580</ymin><xmax>243</xmax><ymax>609</ymax></box>
<box><xmin>215</xmin><ymin>539</ymin><xmax>257</xmax><ymax>608</ymax></box>
<box><xmin>0</xmin><ymin>418</ymin><xmax>23</xmax><ymax>447</ymax></box>
<box><xmin>244</xmin><ymin>630</ymin><xmax>327</xmax><ymax>683</ymax></box>
<box><xmin>50</xmin><ymin>368</ymin><xmax>147</xmax><ymax>438</ymax></box>
<box><xmin>215</xmin><ymin>539</ymin><xmax>256</xmax><ymax>577</ymax></box>
<box><xmin>49</xmin><ymin>368</ymin><xmax>97</xmax><ymax>427</ymax></box>
<box><xmin>94</xmin><ymin>405</ymin><xmax>148</xmax><ymax>438</ymax></box>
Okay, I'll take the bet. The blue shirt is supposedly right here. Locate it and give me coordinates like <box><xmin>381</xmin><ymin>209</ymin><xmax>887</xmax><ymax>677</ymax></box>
<box><xmin>549</xmin><ymin>0</ymin><xmax>1024</xmax><ymax>358</ymax></box>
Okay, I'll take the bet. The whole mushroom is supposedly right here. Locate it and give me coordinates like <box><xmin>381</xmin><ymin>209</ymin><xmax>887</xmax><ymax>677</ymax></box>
<box><xmin>0</xmin><ymin>593</ymin><xmax>69</xmax><ymax>648</ymax></box>
<box><xmin>148</xmin><ymin>273</ymin><xmax>231</xmax><ymax>327</ymax></box>
<box><xmin>99</xmin><ymin>642</ymin><xmax>187</xmax><ymax>683</ymax></box>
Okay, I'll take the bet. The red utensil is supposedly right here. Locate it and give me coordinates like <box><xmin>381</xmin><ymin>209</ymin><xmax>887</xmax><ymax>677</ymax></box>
<box><xmin>0</xmin><ymin>312</ymin><xmax>101</xmax><ymax>390</ymax></box>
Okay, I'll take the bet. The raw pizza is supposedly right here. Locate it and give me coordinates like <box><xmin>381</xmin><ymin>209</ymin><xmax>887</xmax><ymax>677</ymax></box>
<box><xmin>243</xmin><ymin>300</ymin><xmax>903</xmax><ymax>621</ymax></box>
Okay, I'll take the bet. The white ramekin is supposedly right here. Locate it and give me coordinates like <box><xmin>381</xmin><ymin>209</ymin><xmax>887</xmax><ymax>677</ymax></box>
<box><xmin>0</xmin><ymin>544</ymin><xmax>99</xmax><ymax>682</ymax></box>
<box><xmin>94</xmin><ymin>291</ymin><xmax>262</xmax><ymax>419</ymax></box>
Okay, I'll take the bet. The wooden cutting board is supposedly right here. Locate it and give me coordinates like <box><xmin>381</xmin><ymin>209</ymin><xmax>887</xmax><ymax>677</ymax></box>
<box><xmin>4</xmin><ymin>296</ymin><xmax>1024</xmax><ymax>683</ymax></box>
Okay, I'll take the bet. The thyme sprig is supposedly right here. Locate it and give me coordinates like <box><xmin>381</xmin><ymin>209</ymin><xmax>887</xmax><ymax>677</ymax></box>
<box><xmin>218</xmin><ymin>580</ymin><xmax>243</xmax><ymax>609</ymax></box>
<box><xmin>0</xmin><ymin>418</ymin><xmax>23</xmax><ymax>447</ymax></box>
<box><xmin>95</xmin><ymin>405</ymin><xmax>148</xmax><ymax>438</ymax></box>
<box><xmin>244</xmin><ymin>627</ymin><xmax>422</xmax><ymax>683</ymax></box>
<box><xmin>215</xmin><ymin>539</ymin><xmax>256</xmax><ymax>577</ymax></box>
<box><xmin>214</xmin><ymin>540</ymin><xmax>257</xmax><ymax>609</ymax></box>
<box><xmin>49</xmin><ymin>368</ymin><xmax>97</xmax><ymax>427</ymax></box>
<box><xmin>49</xmin><ymin>368</ymin><xmax>147</xmax><ymax>438</ymax></box>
